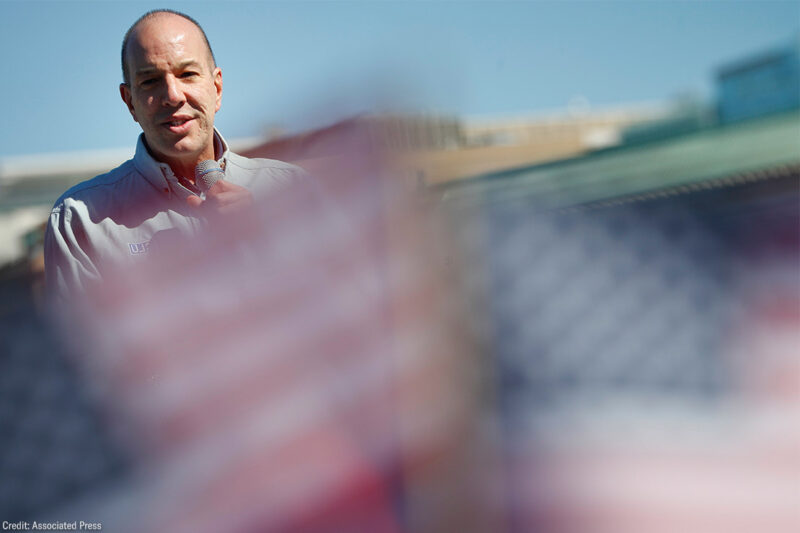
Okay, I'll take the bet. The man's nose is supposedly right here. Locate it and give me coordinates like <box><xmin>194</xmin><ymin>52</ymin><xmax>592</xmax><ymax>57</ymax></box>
<box><xmin>162</xmin><ymin>75</ymin><xmax>185</xmax><ymax>107</ymax></box>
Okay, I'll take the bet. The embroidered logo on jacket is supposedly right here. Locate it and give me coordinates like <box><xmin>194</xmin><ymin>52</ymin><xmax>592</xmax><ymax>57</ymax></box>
<box><xmin>128</xmin><ymin>241</ymin><xmax>151</xmax><ymax>255</ymax></box>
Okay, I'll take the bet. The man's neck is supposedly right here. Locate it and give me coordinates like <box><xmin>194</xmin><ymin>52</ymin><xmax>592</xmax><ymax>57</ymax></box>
<box><xmin>142</xmin><ymin>137</ymin><xmax>218</xmax><ymax>185</ymax></box>
<box><xmin>169</xmin><ymin>161</ymin><xmax>203</xmax><ymax>184</ymax></box>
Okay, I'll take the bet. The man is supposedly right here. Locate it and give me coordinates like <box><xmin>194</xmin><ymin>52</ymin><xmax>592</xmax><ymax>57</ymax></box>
<box><xmin>45</xmin><ymin>9</ymin><xmax>304</xmax><ymax>302</ymax></box>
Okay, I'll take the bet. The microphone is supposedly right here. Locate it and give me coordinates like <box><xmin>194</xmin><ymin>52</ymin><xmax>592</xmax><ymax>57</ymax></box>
<box><xmin>194</xmin><ymin>160</ymin><xmax>225</xmax><ymax>199</ymax></box>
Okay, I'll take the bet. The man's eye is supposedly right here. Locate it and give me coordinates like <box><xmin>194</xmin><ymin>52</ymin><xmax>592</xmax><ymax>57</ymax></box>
<box><xmin>181</xmin><ymin>72</ymin><xmax>199</xmax><ymax>78</ymax></box>
<box><xmin>140</xmin><ymin>78</ymin><xmax>157</xmax><ymax>87</ymax></box>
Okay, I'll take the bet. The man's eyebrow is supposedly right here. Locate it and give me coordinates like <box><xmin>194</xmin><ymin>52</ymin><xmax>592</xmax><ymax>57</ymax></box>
<box><xmin>175</xmin><ymin>59</ymin><xmax>203</xmax><ymax>70</ymax></box>
<box><xmin>134</xmin><ymin>60</ymin><xmax>204</xmax><ymax>77</ymax></box>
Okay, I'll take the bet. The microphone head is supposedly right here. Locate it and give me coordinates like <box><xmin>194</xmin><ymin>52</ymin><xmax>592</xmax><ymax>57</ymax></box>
<box><xmin>195</xmin><ymin>160</ymin><xmax>225</xmax><ymax>193</ymax></box>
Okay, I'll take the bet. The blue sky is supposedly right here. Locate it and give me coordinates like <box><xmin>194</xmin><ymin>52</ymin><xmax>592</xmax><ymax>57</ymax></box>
<box><xmin>1</xmin><ymin>0</ymin><xmax>798</xmax><ymax>157</ymax></box>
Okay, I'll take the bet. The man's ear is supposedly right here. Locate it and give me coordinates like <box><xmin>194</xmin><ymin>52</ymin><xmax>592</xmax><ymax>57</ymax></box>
<box><xmin>213</xmin><ymin>67</ymin><xmax>223</xmax><ymax>113</ymax></box>
<box><xmin>119</xmin><ymin>83</ymin><xmax>138</xmax><ymax>123</ymax></box>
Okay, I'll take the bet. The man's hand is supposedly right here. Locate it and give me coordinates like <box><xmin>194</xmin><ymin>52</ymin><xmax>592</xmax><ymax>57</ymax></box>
<box><xmin>186</xmin><ymin>179</ymin><xmax>254</xmax><ymax>216</ymax></box>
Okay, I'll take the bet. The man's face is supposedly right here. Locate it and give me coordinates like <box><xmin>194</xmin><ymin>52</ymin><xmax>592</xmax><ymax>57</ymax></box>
<box><xmin>120</xmin><ymin>14</ymin><xmax>222</xmax><ymax>173</ymax></box>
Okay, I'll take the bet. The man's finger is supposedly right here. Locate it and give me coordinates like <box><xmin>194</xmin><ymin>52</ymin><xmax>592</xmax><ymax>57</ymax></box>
<box><xmin>186</xmin><ymin>195</ymin><xmax>204</xmax><ymax>209</ymax></box>
<box><xmin>207</xmin><ymin>178</ymin><xmax>240</xmax><ymax>195</ymax></box>
<box><xmin>208</xmin><ymin>191</ymin><xmax>253</xmax><ymax>207</ymax></box>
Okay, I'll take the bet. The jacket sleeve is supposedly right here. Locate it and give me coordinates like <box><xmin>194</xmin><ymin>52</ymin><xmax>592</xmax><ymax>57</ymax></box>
<box><xmin>44</xmin><ymin>202</ymin><xmax>102</xmax><ymax>308</ymax></box>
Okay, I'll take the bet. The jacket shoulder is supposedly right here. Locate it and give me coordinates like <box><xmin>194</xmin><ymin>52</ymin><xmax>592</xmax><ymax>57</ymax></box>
<box><xmin>227</xmin><ymin>152</ymin><xmax>308</xmax><ymax>179</ymax></box>
<box><xmin>51</xmin><ymin>159</ymin><xmax>138</xmax><ymax>212</ymax></box>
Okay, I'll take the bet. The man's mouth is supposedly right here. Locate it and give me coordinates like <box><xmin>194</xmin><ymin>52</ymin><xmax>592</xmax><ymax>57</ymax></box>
<box><xmin>163</xmin><ymin>117</ymin><xmax>194</xmax><ymax>133</ymax></box>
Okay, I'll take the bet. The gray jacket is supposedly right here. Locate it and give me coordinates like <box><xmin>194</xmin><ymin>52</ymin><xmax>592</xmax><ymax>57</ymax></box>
<box><xmin>45</xmin><ymin>130</ymin><xmax>304</xmax><ymax>302</ymax></box>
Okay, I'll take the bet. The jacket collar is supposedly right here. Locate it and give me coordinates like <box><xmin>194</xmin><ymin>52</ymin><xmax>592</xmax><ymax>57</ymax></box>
<box><xmin>133</xmin><ymin>129</ymin><xmax>230</xmax><ymax>196</ymax></box>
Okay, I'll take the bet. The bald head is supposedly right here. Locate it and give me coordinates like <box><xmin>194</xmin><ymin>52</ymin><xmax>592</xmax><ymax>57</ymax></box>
<box><xmin>121</xmin><ymin>9</ymin><xmax>216</xmax><ymax>86</ymax></box>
